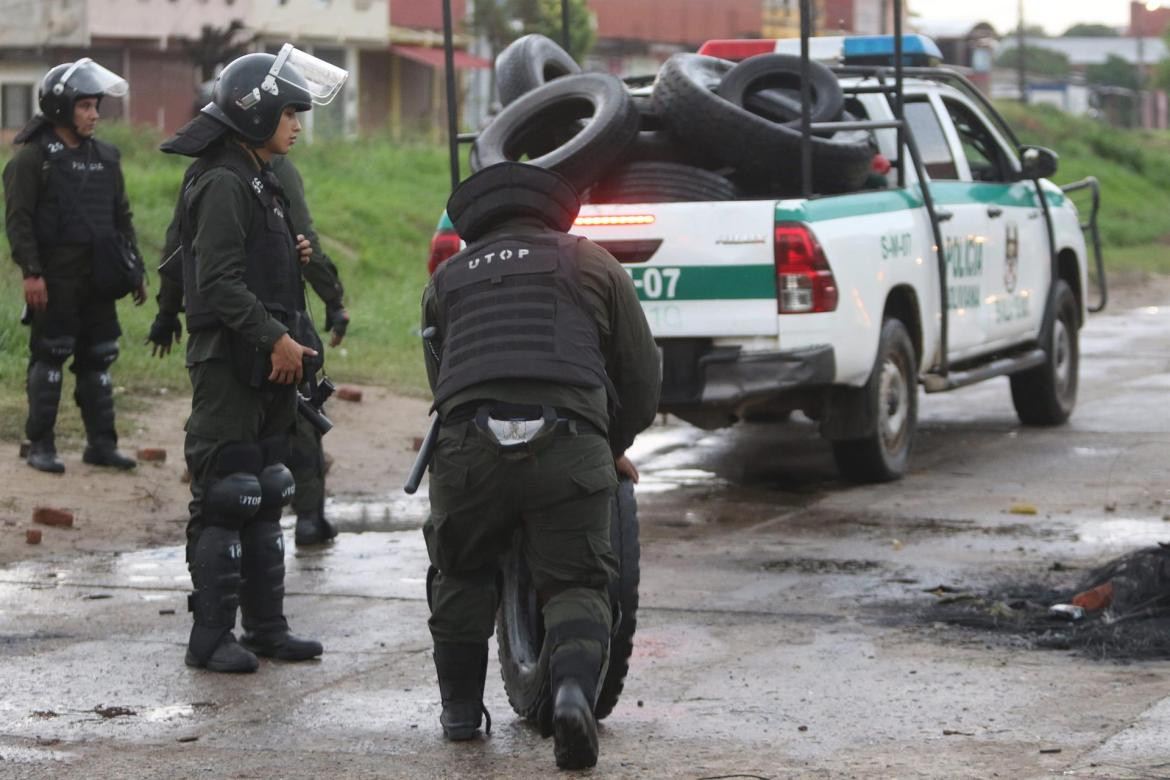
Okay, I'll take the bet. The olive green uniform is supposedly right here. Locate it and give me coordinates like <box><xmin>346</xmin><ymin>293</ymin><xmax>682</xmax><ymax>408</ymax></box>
<box><xmin>180</xmin><ymin>147</ymin><xmax>297</xmax><ymax>544</ymax></box>
<box><xmin>421</xmin><ymin>217</ymin><xmax>660</xmax><ymax>672</ymax></box>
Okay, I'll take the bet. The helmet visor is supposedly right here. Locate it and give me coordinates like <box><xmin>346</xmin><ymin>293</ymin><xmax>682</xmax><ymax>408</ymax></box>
<box><xmin>59</xmin><ymin>58</ymin><xmax>128</xmax><ymax>98</ymax></box>
<box><xmin>269</xmin><ymin>44</ymin><xmax>348</xmax><ymax>105</ymax></box>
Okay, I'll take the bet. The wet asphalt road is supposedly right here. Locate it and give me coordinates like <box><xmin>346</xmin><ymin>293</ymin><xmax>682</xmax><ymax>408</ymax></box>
<box><xmin>1</xmin><ymin>301</ymin><xmax>1169</xmax><ymax>779</ymax></box>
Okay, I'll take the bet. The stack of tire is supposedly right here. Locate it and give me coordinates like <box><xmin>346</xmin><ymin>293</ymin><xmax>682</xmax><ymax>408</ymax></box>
<box><xmin>471</xmin><ymin>34</ymin><xmax>877</xmax><ymax>204</ymax></box>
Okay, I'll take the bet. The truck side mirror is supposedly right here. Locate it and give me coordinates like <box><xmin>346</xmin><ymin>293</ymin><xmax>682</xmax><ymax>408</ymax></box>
<box><xmin>1018</xmin><ymin>145</ymin><xmax>1059</xmax><ymax>180</ymax></box>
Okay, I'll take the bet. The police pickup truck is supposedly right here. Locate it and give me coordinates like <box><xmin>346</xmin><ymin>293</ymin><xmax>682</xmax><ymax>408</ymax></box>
<box><xmin>431</xmin><ymin>34</ymin><xmax>1103</xmax><ymax>482</ymax></box>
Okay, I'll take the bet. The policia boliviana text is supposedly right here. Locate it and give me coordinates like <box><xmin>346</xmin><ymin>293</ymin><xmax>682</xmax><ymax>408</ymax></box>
<box><xmin>156</xmin><ymin>46</ymin><xmax>348</xmax><ymax>672</ymax></box>
<box><xmin>150</xmin><ymin>153</ymin><xmax>350</xmax><ymax>547</ymax></box>
<box><xmin>421</xmin><ymin>162</ymin><xmax>660</xmax><ymax>769</ymax></box>
<box><xmin>3</xmin><ymin>59</ymin><xmax>145</xmax><ymax>474</ymax></box>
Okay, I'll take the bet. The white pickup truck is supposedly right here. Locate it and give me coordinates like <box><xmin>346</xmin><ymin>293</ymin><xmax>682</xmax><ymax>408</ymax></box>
<box><xmin>431</xmin><ymin>34</ymin><xmax>1103</xmax><ymax>483</ymax></box>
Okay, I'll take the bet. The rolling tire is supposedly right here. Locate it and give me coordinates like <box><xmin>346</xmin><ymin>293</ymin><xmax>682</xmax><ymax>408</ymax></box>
<box><xmin>472</xmin><ymin>73</ymin><xmax>639</xmax><ymax>194</ymax></box>
<box><xmin>594</xmin><ymin>476</ymin><xmax>639</xmax><ymax>721</ymax></box>
<box><xmin>652</xmin><ymin>53</ymin><xmax>874</xmax><ymax>193</ymax></box>
<box><xmin>497</xmin><ymin>478</ymin><xmax>640</xmax><ymax>722</ymax></box>
<box><xmin>832</xmin><ymin>318</ymin><xmax>918</xmax><ymax>483</ymax></box>
<box><xmin>588</xmin><ymin>161</ymin><xmax>738</xmax><ymax>204</ymax></box>
<box><xmin>1010</xmin><ymin>280</ymin><xmax>1079</xmax><ymax>425</ymax></box>
<box><xmin>495</xmin><ymin>34</ymin><xmax>581</xmax><ymax>106</ymax></box>
<box><xmin>717</xmin><ymin>53</ymin><xmax>844</xmax><ymax>126</ymax></box>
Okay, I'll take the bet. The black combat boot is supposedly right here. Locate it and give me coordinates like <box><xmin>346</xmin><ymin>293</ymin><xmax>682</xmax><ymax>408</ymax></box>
<box><xmin>75</xmin><ymin>370</ymin><xmax>136</xmax><ymax>470</ymax></box>
<box><xmin>186</xmin><ymin>526</ymin><xmax>258</xmax><ymax>673</ymax></box>
<box><xmin>26</xmin><ymin>361</ymin><xmax>65</xmax><ymax>474</ymax></box>
<box><xmin>549</xmin><ymin>646</ymin><xmax>605</xmax><ymax>770</ymax></box>
<box><xmin>238</xmin><ymin>517</ymin><xmax>323</xmax><ymax>660</ymax></box>
<box><xmin>294</xmin><ymin>501</ymin><xmax>338</xmax><ymax>547</ymax></box>
<box><xmin>433</xmin><ymin>641</ymin><xmax>491</xmax><ymax>740</ymax></box>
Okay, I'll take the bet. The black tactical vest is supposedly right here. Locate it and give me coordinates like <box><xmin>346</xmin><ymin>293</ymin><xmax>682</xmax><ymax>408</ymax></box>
<box><xmin>431</xmin><ymin>232</ymin><xmax>612</xmax><ymax>407</ymax></box>
<box><xmin>179</xmin><ymin>146</ymin><xmax>302</xmax><ymax>333</ymax></box>
<box><xmin>33</xmin><ymin>131</ymin><xmax>118</xmax><ymax>246</ymax></box>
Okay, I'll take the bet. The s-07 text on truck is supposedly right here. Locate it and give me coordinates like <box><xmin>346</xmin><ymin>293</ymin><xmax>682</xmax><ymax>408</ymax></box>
<box><xmin>430</xmin><ymin>33</ymin><xmax>1105</xmax><ymax>483</ymax></box>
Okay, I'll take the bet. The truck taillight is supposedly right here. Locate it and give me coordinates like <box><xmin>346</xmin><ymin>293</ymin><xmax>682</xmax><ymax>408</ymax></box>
<box><xmin>774</xmin><ymin>223</ymin><xmax>838</xmax><ymax>314</ymax></box>
<box><xmin>428</xmin><ymin>230</ymin><xmax>461</xmax><ymax>276</ymax></box>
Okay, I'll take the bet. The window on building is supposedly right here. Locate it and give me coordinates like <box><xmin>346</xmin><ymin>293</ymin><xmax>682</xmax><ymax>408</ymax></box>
<box><xmin>1</xmin><ymin>83</ymin><xmax>34</xmax><ymax>131</ymax></box>
<box><xmin>903</xmin><ymin>99</ymin><xmax>957</xmax><ymax>180</ymax></box>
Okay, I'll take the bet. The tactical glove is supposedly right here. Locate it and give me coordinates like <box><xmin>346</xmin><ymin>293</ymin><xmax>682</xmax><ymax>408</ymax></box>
<box><xmin>146</xmin><ymin>312</ymin><xmax>183</xmax><ymax>357</ymax></box>
<box><xmin>325</xmin><ymin>303</ymin><xmax>349</xmax><ymax>343</ymax></box>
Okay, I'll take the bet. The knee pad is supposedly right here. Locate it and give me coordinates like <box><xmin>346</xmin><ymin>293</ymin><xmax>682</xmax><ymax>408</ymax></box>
<box><xmin>32</xmin><ymin>335</ymin><xmax>75</xmax><ymax>366</ymax></box>
<box><xmin>76</xmin><ymin>340</ymin><xmax>119</xmax><ymax>372</ymax></box>
<box><xmin>258</xmin><ymin>436</ymin><xmax>295</xmax><ymax>508</ymax></box>
<box><xmin>204</xmin><ymin>443</ymin><xmax>263</xmax><ymax>529</ymax></box>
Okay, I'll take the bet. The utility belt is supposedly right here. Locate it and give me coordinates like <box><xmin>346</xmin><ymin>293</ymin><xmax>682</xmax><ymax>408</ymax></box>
<box><xmin>443</xmin><ymin>401</ymin><xmax>603</xmax><ymax>451</ymax></box>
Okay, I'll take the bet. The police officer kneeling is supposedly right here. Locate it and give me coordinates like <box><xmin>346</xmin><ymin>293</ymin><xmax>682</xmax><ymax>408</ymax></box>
<box><xmin>159</xmin><ymin>46</ymin><xmax>346</xmax><ymax>672</ymax></box>
<box><xmin>421</xmin><ymin>162</ymin><xmax>660</xmax><ymax>769</ymax></box>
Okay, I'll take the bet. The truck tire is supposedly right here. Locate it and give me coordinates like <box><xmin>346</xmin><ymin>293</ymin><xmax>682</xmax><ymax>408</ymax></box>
<box><xmin>831</xmin><ymin>318</ymin><xmax>918</xmax><ymax>482</ymax></box>
<box><xmin>588</xmin><ymin>161</ymin><xmax>738</xmax><ymax>203</ymax></box>
<box><xmin>472</xmin><ymin>73</ymin><xmax>639</xmax><ymax>194</ymax></box>
<box><xmin>652</xmin><ymin>53</ymin><xmax>873</xmax><ymax>194</ymax></box>
<box><xmin>716</xmin><ymin>53</ymin><xmax>844</xmax><ymax>126</ymax></box>
<box><xmin>1010</xmin><ymin>280</ymin><xmax>1079</xmax><ymax>425</ymax></box>
<box><xmin>495</xmin><ymin>34</ymin><xmax>581</xmax><ymax>106</ymax></box>
<box><xmin>497</xmin><ymin>478</ymin><xmax>640</xmax><ymax>722</ymax></box>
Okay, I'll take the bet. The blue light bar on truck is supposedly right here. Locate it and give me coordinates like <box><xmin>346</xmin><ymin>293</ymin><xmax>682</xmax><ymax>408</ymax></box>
<box><xmin>842</xmin><ymin>35</ymin><xmax>942</xmax><ymax>67</ymax></box>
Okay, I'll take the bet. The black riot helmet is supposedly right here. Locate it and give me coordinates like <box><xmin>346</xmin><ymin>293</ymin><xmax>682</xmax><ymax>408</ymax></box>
<box><xmin>201</xmin><ymin>45</ymin><xmax>348</xmax><ymax>145</ymax></box>
<box><xmin>38</xmin><ymin>58</ymin><xmax>128</xmax><ymax>129</ymax></box>
<box><xmin>447</xmin><ymin>162</ymin><xmax>581</xmax><ymax>243</ymax></box>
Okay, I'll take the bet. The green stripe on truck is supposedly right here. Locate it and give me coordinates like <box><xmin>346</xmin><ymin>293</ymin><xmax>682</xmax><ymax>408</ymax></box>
<box><xmin>627</xmin><ymin>264</ymin><xmax>776</xmax><ymax>301</ymax></box>
<box><xmin>775</xmin><ymin>182</ymin><xmax>1066</xmax><ymax>223</ymax></box>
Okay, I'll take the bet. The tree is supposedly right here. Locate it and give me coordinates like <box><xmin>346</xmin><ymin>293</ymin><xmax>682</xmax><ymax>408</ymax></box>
<box><xmin>1086</xmin><ymin>54</ymin><xmax>1139</xmax><ymax>90</ymax></box>
<box><xmin>467</xmin><ymin>0</ymin><xmax>596</xmax><ymax>63</ymax></box>
<box><xmin>995</xmin><ymin>46</ymin><xmax>1072</xmax><ymax>78</ymax></box>
<box><xmin>1062</xmin><ymin>23</ymin><xmax>1119</xmax><ymax>37</ymax></box>
<box><xmin>182</xmin><ymin>20</ymin><xmax>256</xmax><ymax>82</ymax></box>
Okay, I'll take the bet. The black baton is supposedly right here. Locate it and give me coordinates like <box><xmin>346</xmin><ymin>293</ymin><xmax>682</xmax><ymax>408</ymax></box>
<box><xmin>404</xmin><ymin>326</ymin><xmax>442</xmax><ymax>495</ymax></box>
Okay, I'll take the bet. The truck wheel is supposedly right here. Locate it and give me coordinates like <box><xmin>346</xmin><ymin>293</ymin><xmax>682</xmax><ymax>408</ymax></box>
<box><xmin>1010</xmin><ymin>280</ymin><xmax>1079</xmax><ymax>425</ymax></box>
<box><xmin>595</xmin><ymin>476</ymin><xmax>639</xmax><ymax>720</ymax></box>
<box><xmin>652</xmin><ymin>53</ymin><xmax>874</xmax><ymax>194</ymax></box>
<box><xmin>832</xmin><ymin>318</ymin><xmax>918</xmax><ymax>482</ymax></box>
<box><xmin>472</xmin><ymin>72</ymin><xmax>638</xmax><ymax>194</ymax></box>
<box><xmin>588</xmin><ymin>161</ymin><xmax>738</xmax><ymax>203</ymax></box>
<box><xmin>497</xmin><ymin>478</ymin><xmax>640</xmax><ymax>722</ymax></box>
<box><xmin>495</xmin><ymin>34</ymin><xmax>581</xmax><ymax>106</ymax></box>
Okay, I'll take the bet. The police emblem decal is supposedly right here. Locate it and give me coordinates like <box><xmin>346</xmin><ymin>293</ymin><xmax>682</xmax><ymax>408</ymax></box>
<box><xmin>251</xmin><ymin>177</ymin><xmax>264</xmax><ymax>195</ymax></box>
<box><xmin>1004</xmin><ymin>223</ymin><xmax>1020</xmax><ymax>294</ymax></box>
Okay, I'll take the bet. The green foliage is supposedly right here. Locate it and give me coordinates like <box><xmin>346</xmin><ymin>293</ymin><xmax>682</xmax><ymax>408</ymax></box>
<box><xmin>995</xmin><ymin>46</ymin><xmax>1071</xmax><ymax>78</ymax></box>
<box><xmin>1085</xmin><ymin>55</ymin><xmax>1140</xmax><ymax>90</ymax></box>
<box><xmin>467</xmin><ymin>0</ymin><xmax>596</xmax><ymax>62</ymax></box>
<box><xmin>0</xmin><ymin>122</ymin><xmax>450</xmax><ymax>442</ymax></box>
<box><xmin>1062</xmin><ymin>23</ymin><xmax>1119</xmax><ymax>37</ymax></box>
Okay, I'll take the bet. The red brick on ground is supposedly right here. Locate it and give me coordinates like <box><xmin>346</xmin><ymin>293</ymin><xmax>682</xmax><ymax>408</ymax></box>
<box><xmin>26</xmin><ymin>529</ymin><xmax>42</xmax><ymax>544</ymax></box>
<box><xmin>336</xmin><ymin>386</ymin><xmax>363</xmax><ymax>402</ymax></box>
<box><xmin>32</xmin><ymin>507</ymin><xmax>73</xmax><ymax>528</ymax></box>
<box><xmin>137</xmin><ymin>447</ymin><xmax>167</xmax><ymax>462</ymax></box>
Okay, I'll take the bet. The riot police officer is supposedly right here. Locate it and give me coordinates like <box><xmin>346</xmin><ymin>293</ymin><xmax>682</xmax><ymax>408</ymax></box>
<box><xmin>158</xmin><ymin>46</ymin><xmax>347</xmax><ymax>673</ymax></box>
<box><xmin>149</xmin><ymin>153</ymin><xmax>349</xmax><ymax>548</ymax></box>
<box><xmin>3</xmin><ymin>59</ymin><xmax>144</xmax><ymax>473</ymax></box>
<box><xmin>421</xmin><ymin>162</ymin><xmax>660</xmax><ymax>769</ymax></box>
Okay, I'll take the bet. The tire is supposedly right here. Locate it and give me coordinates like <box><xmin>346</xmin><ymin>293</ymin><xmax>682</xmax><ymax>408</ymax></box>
<box><xmin>497</xmin><ymin>477</ymin><xmax>640</xmax><ymax>722</ymax></box>
<box><xmin>717</xmin><ymin>53</ymin><xmax>844</xmax><ymax>126</ymax></box>
<box><xmin>495</xmin><ymin>34</ymin><xmax>581</xmax><ymax>106</ymax></box>
<box><xmin>588</xmin><ymin>161</ymin><xmax>738</xmax><ymax>204</ymax></box>
<box><xmin>652</xmin><ymin>53</ymin><xmax>874</xmax><ymax>194</ymax></box>
<box><xmin>594</xmin><ymin>476</ymin><xmax>639</xmax><ymax>720</ymax></box>
<box><xmin>1010</xmin><ymin>280</ymin><xmax>1079</xmax><ymax>425</ymax></box>
<box><xmin>472</xmin><ymin>73</ymin><xmax>639</xmax><ymax>194</ymax></box>
<box><xmin>832</xmin><ymin>318</ymin><xmax>918</xmax><ymax>483</ymax></box>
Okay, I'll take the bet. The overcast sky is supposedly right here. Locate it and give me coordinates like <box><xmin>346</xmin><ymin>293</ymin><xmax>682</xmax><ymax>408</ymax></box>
<box><xmin>915</xmin><ymin>0</ymin><xmax>1133</xmax><ymax>36</ymax></box>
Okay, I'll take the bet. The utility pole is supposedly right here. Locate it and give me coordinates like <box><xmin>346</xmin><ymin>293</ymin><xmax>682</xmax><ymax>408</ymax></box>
<box><xmin>1017</xmin><ymin>0</ymin><xmax>1027</xmax><ymax>103</ymax></box>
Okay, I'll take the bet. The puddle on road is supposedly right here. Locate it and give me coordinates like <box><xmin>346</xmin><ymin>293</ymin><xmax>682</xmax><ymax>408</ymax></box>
<box><xmin>0</xmin><ymin>744</ymin><xmax>74</xmax><ymax>764</ymax></box>
<box><xmin>1076</xmin><ymin>517</ymin><xmax>1170</xmax><ymax>547</ymax></box>
<box><xmin>324</xmin><ymin>492</ymin><xmax>429</xmax><ymax>532</ymax></box>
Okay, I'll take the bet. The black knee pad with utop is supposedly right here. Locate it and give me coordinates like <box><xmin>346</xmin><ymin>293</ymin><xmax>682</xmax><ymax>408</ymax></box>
<box><xmin>257</xmin><ymin>436</ymin><xmax>295</xmax><ymax>511</ymax></box>
<box><xmin>204</xmin><ymin>443</ymin><xmax>264</xmax><ymax>530</ymax></box>
<box><xmin>31</xmin><ymin>335</ymin><xmax>75</xmax><ymax>366</ymax></box>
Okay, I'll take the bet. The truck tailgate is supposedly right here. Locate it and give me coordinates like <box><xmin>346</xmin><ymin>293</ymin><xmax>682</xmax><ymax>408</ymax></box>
<box><xmin>575</xmin><ymin>201</ymin><xmax>778</xmax><ymax>337</ymax></box>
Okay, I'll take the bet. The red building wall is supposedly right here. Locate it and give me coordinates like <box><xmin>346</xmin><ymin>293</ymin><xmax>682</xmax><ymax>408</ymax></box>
<box><xmin>1130</xmin><ymin>1</ymin><xmax>1170</xmax><ymax>36</ymax></box>
<box><xmin>391</xmin><ymin>0</ymin><xmax>467</xmax><ymax>30</ymax></box>
<box><xmin>588</xmin><ymin>0</ymin><xmax>762</xmax><ymax>45</ymax></box>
